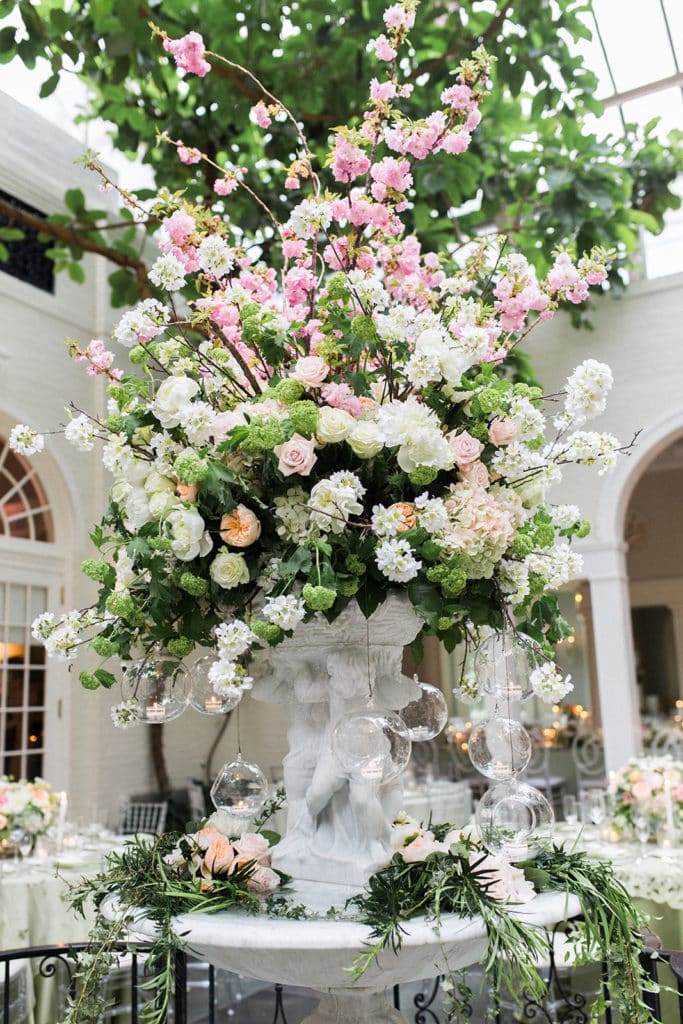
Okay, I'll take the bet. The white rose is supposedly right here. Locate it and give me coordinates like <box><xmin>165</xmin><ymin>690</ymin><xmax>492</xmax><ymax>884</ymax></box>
<box><xmin>111</xmin><ymin>479</ymin><xmax>133</xmax><ymax>506</ymax></box>
<box><xmin>166</xmin><ymin>506</ymin><xmax>213</xmax><ymax>561</ymax></box>
<box><xmin>148</xmin><ymin>490</ymin><xmax>176</xmax><ymax>519</ymax></box>
<box><xmin>144</xmin><ymin>471</ymin><xmax>176</xmax><ymax>496</ymax></box>
<box><xmin>209</xmin><ymin>550</ymin><xmax>250</xmax><ymax>589</ymax></box>
<box><xmin>152</xmin><ymin>377</ymin><xmax>201</xmax><ymax>428</ymax></box>
<box><xmin>348</xmin><ymin>421</ymin><xmax>384</xmax><ymax>459</ymax></box>
<box><xmin>124</xmin><ymin>488</ymin><xmax>152</xmax><ymax>530</ymax></box>
<box><xmin>317</xmin><ymin>406</ymin><xmax>354</xmax><ymax>444</ymax></box>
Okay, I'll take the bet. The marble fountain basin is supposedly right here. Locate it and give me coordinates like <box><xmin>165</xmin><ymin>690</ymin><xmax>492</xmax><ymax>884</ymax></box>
<box><xmin>111</xmin><ymin>883</ymin><xmax>581</xmax><ymax>1024</ymax></box>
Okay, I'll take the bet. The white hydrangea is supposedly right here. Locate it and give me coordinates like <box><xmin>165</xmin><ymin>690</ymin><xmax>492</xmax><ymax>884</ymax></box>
<box><xmin>64</xmin><ymin>414</ymin><xmax>97</xmax><ymax>452</ymax></box>
<box><xmin>490</xmin><ymin>442</ymin><xmax>540</xmax><ymax>479</ymax></box>
<box><xmin>530</xmin><ymin>662</ymin><xmax>573</xmax><ymax>703</ymax></box>
<box><xmin>346</xmin><ymin>270</ymin><xmax>388</xmax><ymax>310</ymax></box>
<box><xmin>102</xmin><ymin>433</ymin><xmax>133</xmax><ymax>474</ymax></box>
<box><xmin>44</xmin><ymin>624</ymin><xmax>79</xmax><ymax>661</ymax></box>
<box><xmin>156</xmin><ymin>339</ymin><xmax>184</xmax><ymax>366</ymax></box>
<box><xmin>149</xmin><ymin>253</ymin><xmax>187</xmax><ymax>291</ymax></box>
<box><xmin>507</xmin><ymin>396</ymin><xmax>545</xmax><ymax>439</ymax></box>
<box><xmin>498</xmin><ymin>559</ymin><xmax>530</xmax><ymax>607</ymax></box>
<box><xmin>208</xmin><ymin>659</ymin><xmax>253</xmax><ymax>695</ymax></box>
<box><xmin>309</xmin><ymin>473</ymin><xmax>365</xmax><ymax>534</ymax></box>
<box><xmin>9</xmin><ymin>424</ymin><xmax>44</xmax><ymax>456</ymax></box>
<box><xmin>565</xmin><ymin>431</ymin><xmax>620</xmax><ymax>474</ymax></box>
<box><xmin>256</xmin><ymin>557</ymin><xmax>280</xmax><ymax>594</ymax></box>
<box><xmin>376</xmin><ymin>398</ymin><xmax>453</xmax><ymax>473</ymax></box>
<box><xmin>551</xmin><ymin>504</ymin><xmax>581</xmax><ymax>530</ymax></box>
<box><xmin>374</xmin><ymin>305</ymin><xmax>414</xmax><ymax>343</ymax></box>
<box><xmin>414</xmin><ymin>494</ymin><xmax>448</xmax><ymax>533</ymax></box>
<box><xmin>375</xmin><ymin>538</ymin><xmax>422</xmax><ymax>583</ymax></box>
<box><xmin>371</xmin><ymin>504</ymin><xmax>406</xmax><ymax>538</ymax></box>
<box><xmin>215</xmin><ymin>619</ymin><xmax>257</xmax><ymax>660</ymax></box>
<box><xmin>113</xmin><ymin>298</ymin><xmax>170</xmax><ymax>348</ymax></box>
<box><xmin>288</xmin><ymin>198</ymin><xmax>333</xmax><ymax>239</ymax></box>
<box><xmin>110</xmin><ymin>700</ymin><xmax>140</xmax><ymax>730</ymax></box>
<box><xmin>151</xmin><ymin>433</ymin><xmax>183</xmax><ymax>475</ymax></box>
<box><xmin>274</xmin><ymin>487</ymin><xmax>317</xmax><ymax>543</ymax></box>
<box><xmin>179</xmin><ymin>401</ymin><xmax>216</xmax><ymax>446</ymax></box>
<box><xmin>198</xmin><ymin>235</ymin><xmax>235</xmax><ymax>279</ymax></box>
<box><xmin>402</xmin><ymin>349</ymin><xmax>442</xmax><ymax>387</ymax></box>
<box><xmin>262</xmin><ymin>594</ymin><xmax>306</xmax><ymax>631</ymax></box>
<box><xmin>560</xmin><ymin>359</ymin><xmax>613</xmax><ymax>427</ymax></box>
<box><xmin>32</xmin><ymin>612</ymin><xmax>57</xmax><ymax>641</ymax></box>
<box><xmin>526</xmin><ymin>544</ymin><xmax>583</xmax><ymax>590</ymax></box>
<box><xmin>453</xmin><ymin>324</ymin><xmax>490</xmax><ymax>364</ymax></box>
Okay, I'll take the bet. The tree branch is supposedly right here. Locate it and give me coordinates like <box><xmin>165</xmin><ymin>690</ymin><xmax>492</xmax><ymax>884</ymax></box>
<box><xmin>0</xmin><ymin>196</ymin><xmax>151</xmax><ymax>298</ymax></box>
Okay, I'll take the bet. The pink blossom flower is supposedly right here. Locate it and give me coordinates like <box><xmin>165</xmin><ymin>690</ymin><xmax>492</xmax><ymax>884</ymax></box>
<box><xmin>370</xmin><ymin>78</ymin><xmax>397</xmax><ymax>102</ymax></box>
<box><xmin>163</xmin><ymin>32</ymin><xmax>211</xmax><ymax>77</ymax></box>
<box><xmin>321</xmin><ymin>382</ymin><xmax>364</xmax><ymax>416</ymax></box>
<box><xmin>441</xmin><ymin>84</ymin><xmax>473</xmax><ymax>110</ymax></box>
<box><xmin>165</xmin><ymin>209</ymin><xmax>196</xmax><ymax>246</ymax></box>
<box><xmin>273</xmin><ymin>434</ymin><xmax>318</xmax><ymax>477</ymax></box>
<box><xmin>291</xmin><ymin>355</ymin><xmax>329</xmax><ymax>388</ymax></box>
<box><xmin>178</xmin><ymin>146</ymin><xmax>202</xmax><ymax>165</ymax></box>
<box><xmin>371</xmin><ymin>156</ymin><xmax>413</xmax><ymax>195</ymax></box>
<box><xmin>440</xmin><ymin>130</ymin><xmax>471</xmax><ymax>155</ymax></box>
<box><xmin>384</xmin><ymin>3</ymin><xmax>415</xmax><ymax>30</ymax></box>
<box><xmin>371</xmin><ymin>34</ymin><xmax>397</xmax><ymax>61</ymax></box>
<box><xmin>282</xmin><ymin>238</ymin><xmax>307</xmax><ymax>259</ymax></box>
<box><xmin>331</xmin><ymin>137</ymin><xmax>371</xmax><ymax>183</ymax></box>
<box><xmin>75</xmin><ymin>339</ymin><xmax>121</xmax><ymax>379</ymax></box>
<box><xmin>214</xmin><ymin>176</ymin><xmax>238</xmax><ymax>196</ymax></box>
<box><xmin>284</xmin><ymin>266</ymin><xmax>317</xmax><ymax>306</ymax></box>
<box><xmin>250</xmin><ymin>101</ymin><xmax>271</xmax><ymax>129</ymax></box>
<box><xmin>285</xmin><ymin>176</ymin><xmax>300</xmax><ymax>190</ymax></box>
<box><xmin>449</xmin><ymin>430</ymin><xmax>484</xmax><ymax>466</ymax></box>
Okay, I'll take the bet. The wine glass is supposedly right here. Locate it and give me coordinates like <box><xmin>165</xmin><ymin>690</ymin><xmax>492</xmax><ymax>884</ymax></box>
<box><xmin>9</xmin><ymin>827</ymin><xmax>33</xmax><ymax>859</ymax></box>
<box><xmin>587</xmin><ymin>790</ymin><xmax>607</xmax><ymax>829</ymax></box>
<box><xmin>633</xmin><ymin>809</ymin><xmax>651</xmax><ymax>859</ymax></box>
<box><xmin>561</xmin><ymin>794</ymin><xmax>578</xmax><ymax>827</ymax></box>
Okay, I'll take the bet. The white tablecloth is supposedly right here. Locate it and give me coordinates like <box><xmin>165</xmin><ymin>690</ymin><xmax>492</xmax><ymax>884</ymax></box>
<box><xmin>401</xmin><ymin>779</ymin><xmax>472</xmax><ymax>826</ymax></box>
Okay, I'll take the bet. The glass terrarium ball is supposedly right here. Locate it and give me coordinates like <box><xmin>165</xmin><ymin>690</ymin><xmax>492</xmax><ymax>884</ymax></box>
<box><xmin>332</xmin><ymin>709</ymin><xmax>412</xmax><ymax>784</ymax></box>
<box><xmin>210</xmin><ymin>755</ymin><xmax>269</xmax><ymax>817</ymax></box>
<box><xmin>476</xmin><ymin>780</ymin><xmax>554</xmax><ymax>861</ymax></box>
<box><xmin>188</xmin><ymin>655</ymin><xmax>243</xmax><ymax>715</ymax></box>
<box><xmin>473</xmin><ymin>631</ymin><xmax>536</xmax><ymax>702</ymax></box>
<box><xmin>468</xmin><ymin>717</ymin><xmax>532</xmax><ymax>780</ymax></box>
<box><xmin>400</xmin><ymin>681</ymin><xmax>449</xmax><ymax>742</ymax></box>
<box><xmin>121</xmin><ymin>652</ymin><xmax>189</xmax><ymax>723</ymax></box>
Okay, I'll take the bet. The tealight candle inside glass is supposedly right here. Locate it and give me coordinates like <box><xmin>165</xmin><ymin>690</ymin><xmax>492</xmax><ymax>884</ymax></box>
<box><xmin>656</xmin><ymin>822</ymin><xmax>678</xmax><ymax>849</ymax></box>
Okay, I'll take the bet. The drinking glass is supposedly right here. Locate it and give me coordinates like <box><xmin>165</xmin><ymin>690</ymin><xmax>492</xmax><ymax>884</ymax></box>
<box><xmin>561</xmin><ymin>794</ymin><xmax>578</xmax><ymax>826</ymax></box>
<box><xmin>633</xmin><ymin>810</ymin><xmax>651</xmax><ymax>857</ymax></box>
<box><xmin>587</xmin><ymin>790</ymin><xmax>607</xmax><ymax>828</ymax></box>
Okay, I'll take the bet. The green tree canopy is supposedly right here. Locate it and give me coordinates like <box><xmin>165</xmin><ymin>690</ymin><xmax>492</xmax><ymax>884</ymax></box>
<box><xmin>0</xmin><ymin>0</ymin><xmax>681</xmax><ymax>315</ymax></box>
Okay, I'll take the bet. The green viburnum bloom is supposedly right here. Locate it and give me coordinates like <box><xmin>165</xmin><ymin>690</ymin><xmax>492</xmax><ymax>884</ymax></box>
<box><xmin>442</xmin><ymin>567</ymin><xmax>467</xmax><ymax>597</ymax></box>
<box><xmin>179</xmin><ymin>572</ymin><xmax>209</xmax><ymax>596</ymax></box>
<box><xmin>534</xmin><ymin>524</ymin><xmax>556</xmax><ymax>548</ymax></box>
<box><xmin>468</xmin><ymin>421</ymin><xmax>490</xmax><ymax>443</ymax></box>
<box><xmin>167</xmin><ymin>636</ymin><xmax>195</xmax><ymax>658</ymax></box>
<box><xmin>91</xmin><ymin>636</ymin><xmax>119</xmax><ymax>657</ymax></box>
<box><xmin>128</xmin><ymin>345</ymin><xmax>147</xmax><ymax>365</ymax></box>
<box><xmin>241</xmin><ymin>419</ymin><xmax>286</xmax><ymax>454</ymax></box>
<box><xmin>409</xmin><ymin>466</ymin><xmax>438</xmax><ymax>486</ymax></box>
<box><xmin>270</xmin><ymin>379</ymin><xmax>305</xmax><ymax>404</ymax></box>
<box><xmin>337</xmin><ymin>577</ymin><xmax>360</xmax><ymax>597</ymax></box>
<box><xmin>148</xmin><ymin>536</ymin><xmax>172</xmax><ymax>551</ymax></box>
<box><xmin>437</xmin><ymin>615</ymin><xmax>456</xmax><ymax>631</ymax></box>
<box><xmin>302</xmin><ymin>583</ymin><xmax>337</xmax><ymax>610</ymax></box>
<box><xmin>345</xmin><ymin>554</ymin><xmax>367</xmax><ymax>576</ymax></box>
<box><xmin>510</xmin><ymin>533</ymin><xmax>535</xmax><ymax>558</ymax></box>
<box><xmin>250</xmin><ymin>620</ymin><xmax>284</xmax><ymax>644</ymax></box>
<box><xmin>105</xmin><ymin>592</ymin><xmax>136</xmax><ymax>619</ymax></box>
<box><xmin>79</xmin><ymin>672</ymin><xmax>99</xmax><ymax>690</ymax></box>
<box><xmin>288</xmin><ymin>401</ymin><xmax>319</xmax><ymax>436</ymax></box>
<box><xmin>173</xmin><ymin>452</ymin><xmax>210</xmax><ymax>484</ymax></box>
<box><xmin>350</xmin><ymin>314</ymin><xmax>377</xmax><ymax>342</ymax></box>
<box><xmin>326</xmin><ymin>272</ymin><xmax>348</xmax><ymax>301</ymax></box>
<box><xmin>81</xmin><ymin>559</ymin><xmax>110</xmax><ymax>582</ymax></box>
<box><xmin>575</xmin><ymin>520</ymin><xmax>591</xmax><ymax>538</ymax></box>
<box><xmin>477</xmin><ymin>387</ymin><xmax>505</xmax><ymax>414</ymax></box>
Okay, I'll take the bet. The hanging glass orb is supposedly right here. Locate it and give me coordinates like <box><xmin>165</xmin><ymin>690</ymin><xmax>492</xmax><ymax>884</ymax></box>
<box><xmin>400</xmin><ymin>681</ymin><xmax>449</xmax><ymax>742</ymax></box>
<box><xmin>468</xmin><ymin>717</ymin><xmax>532</xmax><ymax>780</ymax></box>
<box><xmin>121</xmin><ymin>652</ymin><xmax>189</xmax><ymax>723</ymax></box>
<box><xmin>473</xmin><ymin>631</ymin><xmax>538</xmax><ymax>702</ymax></box>
<box><xmin>210</xmin><ymin>755</ymin><xmax>269</xmax><ymax>818</ymax></box>
<box><xmin>476</xmin><ymin>780</ymin><xmax>554</xmax><ymax>860</ymax></box>
<box><xmin>332</xmin><ymin>709</ymin><xmax>411</xmax><ymax>784</ymax></box>
<box><xmin>188</xmin><ymin>655</ymin><xmax>243</xmax><ymax>715</ymax></box>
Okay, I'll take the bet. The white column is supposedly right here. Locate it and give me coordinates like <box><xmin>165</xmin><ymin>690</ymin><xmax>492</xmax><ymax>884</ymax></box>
<box><xmin>582</xmin><ymin>543</ymin><xmax>642</xmax><ymax>769</ymax></box>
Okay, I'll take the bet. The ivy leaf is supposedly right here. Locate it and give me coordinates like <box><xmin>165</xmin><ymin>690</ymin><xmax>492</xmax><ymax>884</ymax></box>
<box><xmin>93</xmin><ymin>668</ymin><xmax>117</xmax><ymax>689</ymax></box>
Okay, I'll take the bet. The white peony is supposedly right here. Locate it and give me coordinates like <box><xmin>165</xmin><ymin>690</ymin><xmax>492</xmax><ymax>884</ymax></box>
<box><xmin>166</xmin><ymin>506</ymin><xmax>213</xmax><ymax>561</ymax></box>
<box><xmin>152</xmin><ymin>376</ymin><xmax>201</xmax><ymax>428</ymax></box>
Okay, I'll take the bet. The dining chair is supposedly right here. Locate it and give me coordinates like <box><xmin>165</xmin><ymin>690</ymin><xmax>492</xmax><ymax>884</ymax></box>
<box><xmin>523</xmin><ymin>735</ymin><xmax>567</xmax><ymax>814</ymax></box>
<box><xmin>570</xmin><ymin>732</ymin><xmax>607</xmax><ymax>795</ymax></box>
<box><xmin>649</xmin><ymin>724</ymin><xmax>683</xmax><ymax>760</ymax></box>
<box><xmin>445</xmin><ymin>740</ymin><xmax>489</xmax><ymax>800</ymax></box>
<box><xmin>118</xmin><ymin>799</ymin><xmax>168</xmax><ymax>837</ymax></box>
<box><xmin>187</xmin><ymin>778</ymin><xmax>207</xmax><ymax>822</ymax></box>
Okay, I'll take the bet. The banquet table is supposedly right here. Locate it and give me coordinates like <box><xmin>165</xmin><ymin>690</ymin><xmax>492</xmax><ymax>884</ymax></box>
<box><xmin>401</xmin><ymin>778</ymin><xmax>472</xmax><ymax>825</ymax></box>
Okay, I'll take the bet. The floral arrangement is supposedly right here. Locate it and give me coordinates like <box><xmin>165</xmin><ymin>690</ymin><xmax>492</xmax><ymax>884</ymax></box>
<box><xmin>0</xmin><ymin>775</ymin><xmax>58</xmax><ymax>840</ymax></box>
<box><xmin>10</xmin><ymin>1</ymin><xmax>629</xmax><ymax>722</ymax></box>
<box><xmin>65</xmin><ymin>809</ymin><xmax>656</xmax><ymax>1024</ymax></box>
<box><xmin>609</xmin><ymin>755</ymin><xmax>683</xmax><ymax>835</ymax></box>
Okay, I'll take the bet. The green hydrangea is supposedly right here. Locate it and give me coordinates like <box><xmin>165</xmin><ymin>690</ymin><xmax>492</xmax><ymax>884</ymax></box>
<box><xmin>409</xmin><ymin>466</ymin><xmax>438</xmax><ymax>486</ymax></box>
<box><xmin>345</xmin><ymin>555</ymin><xmax>367</xmax><ymax>576</ymax></box>
<box><xmin>337</xmin><ymin>577</ymin><xmax>360</xmax><ymax>597</ymax></box>
<box><xmin>106</xmin><ymin>592</ymin><xmax>136</xmax><ymax>620</ymax></box>
<box><xmin>241</xmin><ymin>419</ymin><xmax>286</xmax><ymax>454</ymax></box>
<box><xmin>477</xmin><ymin>387</ymin><xmax>504</xmax><ymax>415</ymax></box>
<box><xmin>92</xmin><ymin>636</ymin><xmax>119</xmax><ymax>657</ymax></box>
<box><xmin>129</xmin><ymin>345</ymin><xmax>148</xmax><ymax>365</ymax></box>
<box><xmin>468</xmin><ymin>421</ymin><xmax>490</xmax><ymax>443</ymax></box>
<box><xmin>251</xmin><ymin>620</ymin><xmax>284</xmax><ymax>644</ymax></box>
<box><xmin>510</xmin><ymin>533</ymin><xmax>534</xmax><ymax>558</ymax></box>
<box><xmin>271</xmin><ymin>379</ymin><xmax>305</xmax><ymax>404</ymax></box>
<box><xmin>288</xmin><ymin>401</ymin><xmax>319</xmax><ymax>436</ymax></box>
<box><xmin>442</xmin><ymin>567</ymin><xmax>467</xmax><ymax>597</ymax></box>
<box><xmin>575</xmin><ymin>520</ymin><xmax>591</xmax><ymax>538</ymax></box>
<box><xmin>81</xmin><ymin>559</ymin><xmax>110</xmax><ymax>583</ymax></box>
<box><xmin>174</xmin><ymin>452</ymin><xmax>210</xmax><ymax>484</ymax></box>
<box><xmin>534</xmin><ymin>524</ymin><xmax>556</xmax><ymax>548</ymax></box>
<box><xmin>167</xmin><ymin>636</ymin><xmax>195</xmax><ymax>658</ymax></box>
<box><xmin>350</xmin><ymin>314</ymin><xmax>377</xmax><ymax>342</ymax></box>
<box><xmin>514</xmin><ymin>383</ymin><xmax>543</xmax><ymax>402</ymax></box>
<box><xmin>302</xmin><ymin>583</ymin><xmax>337</xmax><ymax>610</ymax></box>
<box><xmin>148</xmin><ymin>536</ymin><xmax>172</xmax><ymax>552</ymax></box>
<box><xmin>79</xmin><ymin>672</ymin><xmax>100</xmax><ymax>691</ymax></box>
<box><xmin>179</xmin><ymin>572</ymin><xmax>209</xmax><ymax>596</ymax></box>
<box><xmin>326</xmin><ymin>273</ymin><xmax>348</xmax><ymax>301</ymax></box>
<box><xmin>426</xmin><ymin>564</ymin><xmax>448</xmax><ymax>584</ymax></box>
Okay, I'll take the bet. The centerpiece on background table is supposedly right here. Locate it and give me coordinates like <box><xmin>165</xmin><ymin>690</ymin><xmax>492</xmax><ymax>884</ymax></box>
<box><xmin>610</xmin><ymin>755</ymin><xmax>683</xmax><ymax>843</ymax></box>
<box><xmin>0</xmin><ymin>776</ymin><xmax>60</xmax><ymax>856</ymax></box>
<box><xmin>11</xmin><ymin>1</ymin><xmax>652</xmax><ymax>1020</ymax></box>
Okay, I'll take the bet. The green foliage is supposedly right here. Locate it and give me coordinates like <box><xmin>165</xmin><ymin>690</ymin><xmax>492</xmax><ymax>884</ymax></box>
<box><xmin>1</xmin><ymin>0</ymin><xmax>681</xmax><ymax>306</ymax></box>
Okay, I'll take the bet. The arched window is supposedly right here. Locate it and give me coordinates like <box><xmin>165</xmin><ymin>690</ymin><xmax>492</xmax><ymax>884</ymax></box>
<box><xmin>0</xmin><ymin>436</ymin><xmax>57</xmax><ymax>778</ymax></box>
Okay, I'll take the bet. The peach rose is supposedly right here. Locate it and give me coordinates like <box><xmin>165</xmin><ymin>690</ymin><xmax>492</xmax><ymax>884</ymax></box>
<box><xmin>273</xmin><ymin>433</ymin><xmax>317</xmax><ymax>477</ymax></box>
<box><xmin>219</xmin><ymin>504</ymin><xmax>262</xmax><ymax>547</ymax></box>
<box><xmin>195</xmin><ymin>826</ymin><xmax>224</xmax><ymax>851</ymax></box>
<box><xmin>388</xmin><ymin>502</ymin><xmax>416</xmax><ymax>532</ymax></box>
<box><xmin>233</xmin><ymin>832</ymin><xmax>271</xmax><ymax>866</ymax></box>
<box><xmin>246</xmin><ymin>865</ymin><xmax>280</xmax><ymax>893</ymax></box>
<box><xmin>488</xmin><ymin>418</ymin><xmax>519</xmax><ymax>446</ymax></box>
<box><xmin>460</xmin><ymin>460</ymin><xmax>490</xmax><ymax>488</ymax></box>
<box><xmin>448</xmin><ymin>429</ymin><xmax>484</xmax><ymax>467</ymax></box>
<box><xmin>291</xmin><ymin>356</ymin><xmax>329</xmax><ymax>388</ymax></box>
<box><xmin>400</xmin><ymin>830</ymin><xmax>447</xmax><ymax>863</ymax></box>
<box><xmin>203</xmin><ymin>835</ymin><xmax>236</xmax><ymax>875</ymax></box>
<box><xmin>177</xmin><ymin>482</ymin><xmax>199</xmax><ymax>503</ymax></box>
<box><xmin>631</xmin><ymin>781</ymin><xmax>651</xmax><ymax>802</ymax></box>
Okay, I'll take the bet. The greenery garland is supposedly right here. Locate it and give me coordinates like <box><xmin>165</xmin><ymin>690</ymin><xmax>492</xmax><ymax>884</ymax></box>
<box><xmin>63</xmin><ymin>816</ymin><xmax>657</xmax><ymax>1024</ymax></box>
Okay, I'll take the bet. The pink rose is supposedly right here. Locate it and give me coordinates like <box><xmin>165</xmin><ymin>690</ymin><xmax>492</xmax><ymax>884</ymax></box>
<box><xmin>488</xmin><ymin>418</ymin><xmax>519</xmax><ymax>446</ymax></box>
<box><xmin>234</xmin><ymin>832</ymin><xmax>271</xmax><ymax>866</ymax></box>
<box><xmin>291</xmin><ymin>356</ymin><xmax>329</xmax><ymax>389</ymax></box>
<box><xmin>273</xmin><ymin>433</ymin><xmax>317</xmax><ymax>477</ymax></box>
<box><xmin>400</xmin><ymin>830</ymin><xmax>447</xmax><ymax>863</ymax></box>
<box><xmin>448</xmin><ymin>430</ymin><xmax>484</xmax><ymax>467</ymax></box>
<box><xmin>632</xmin><ymin>781</ymin><xmax>652</xmax><ymax>802</ymax></box>
<box><xmin>460</xmin><ymin>460</ymin><xmax>489</xmax><ymax>488</ymax></box>
<box><xmin>203</xmin><ymin>836</ymin><xmax>236</xmax><ymax>875</ymax></box>
<box><xmin>246</xmin><ymin>865</ymin><xmax>281</xmax><ymax>893</ymax></box>
<box><xmin>195</xmin><ymin>826</ymin><xmax>223</xmax><ymax>851</ymax></box>
<box><xmin>674</xmin><ymin>785</ymin><xmax>683</xmax><ymax>802</ymax></box>
<box><xmin>473</xmin><ymin>854</ymin><xmax>535</xmax><ymax>904</ymax></box>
